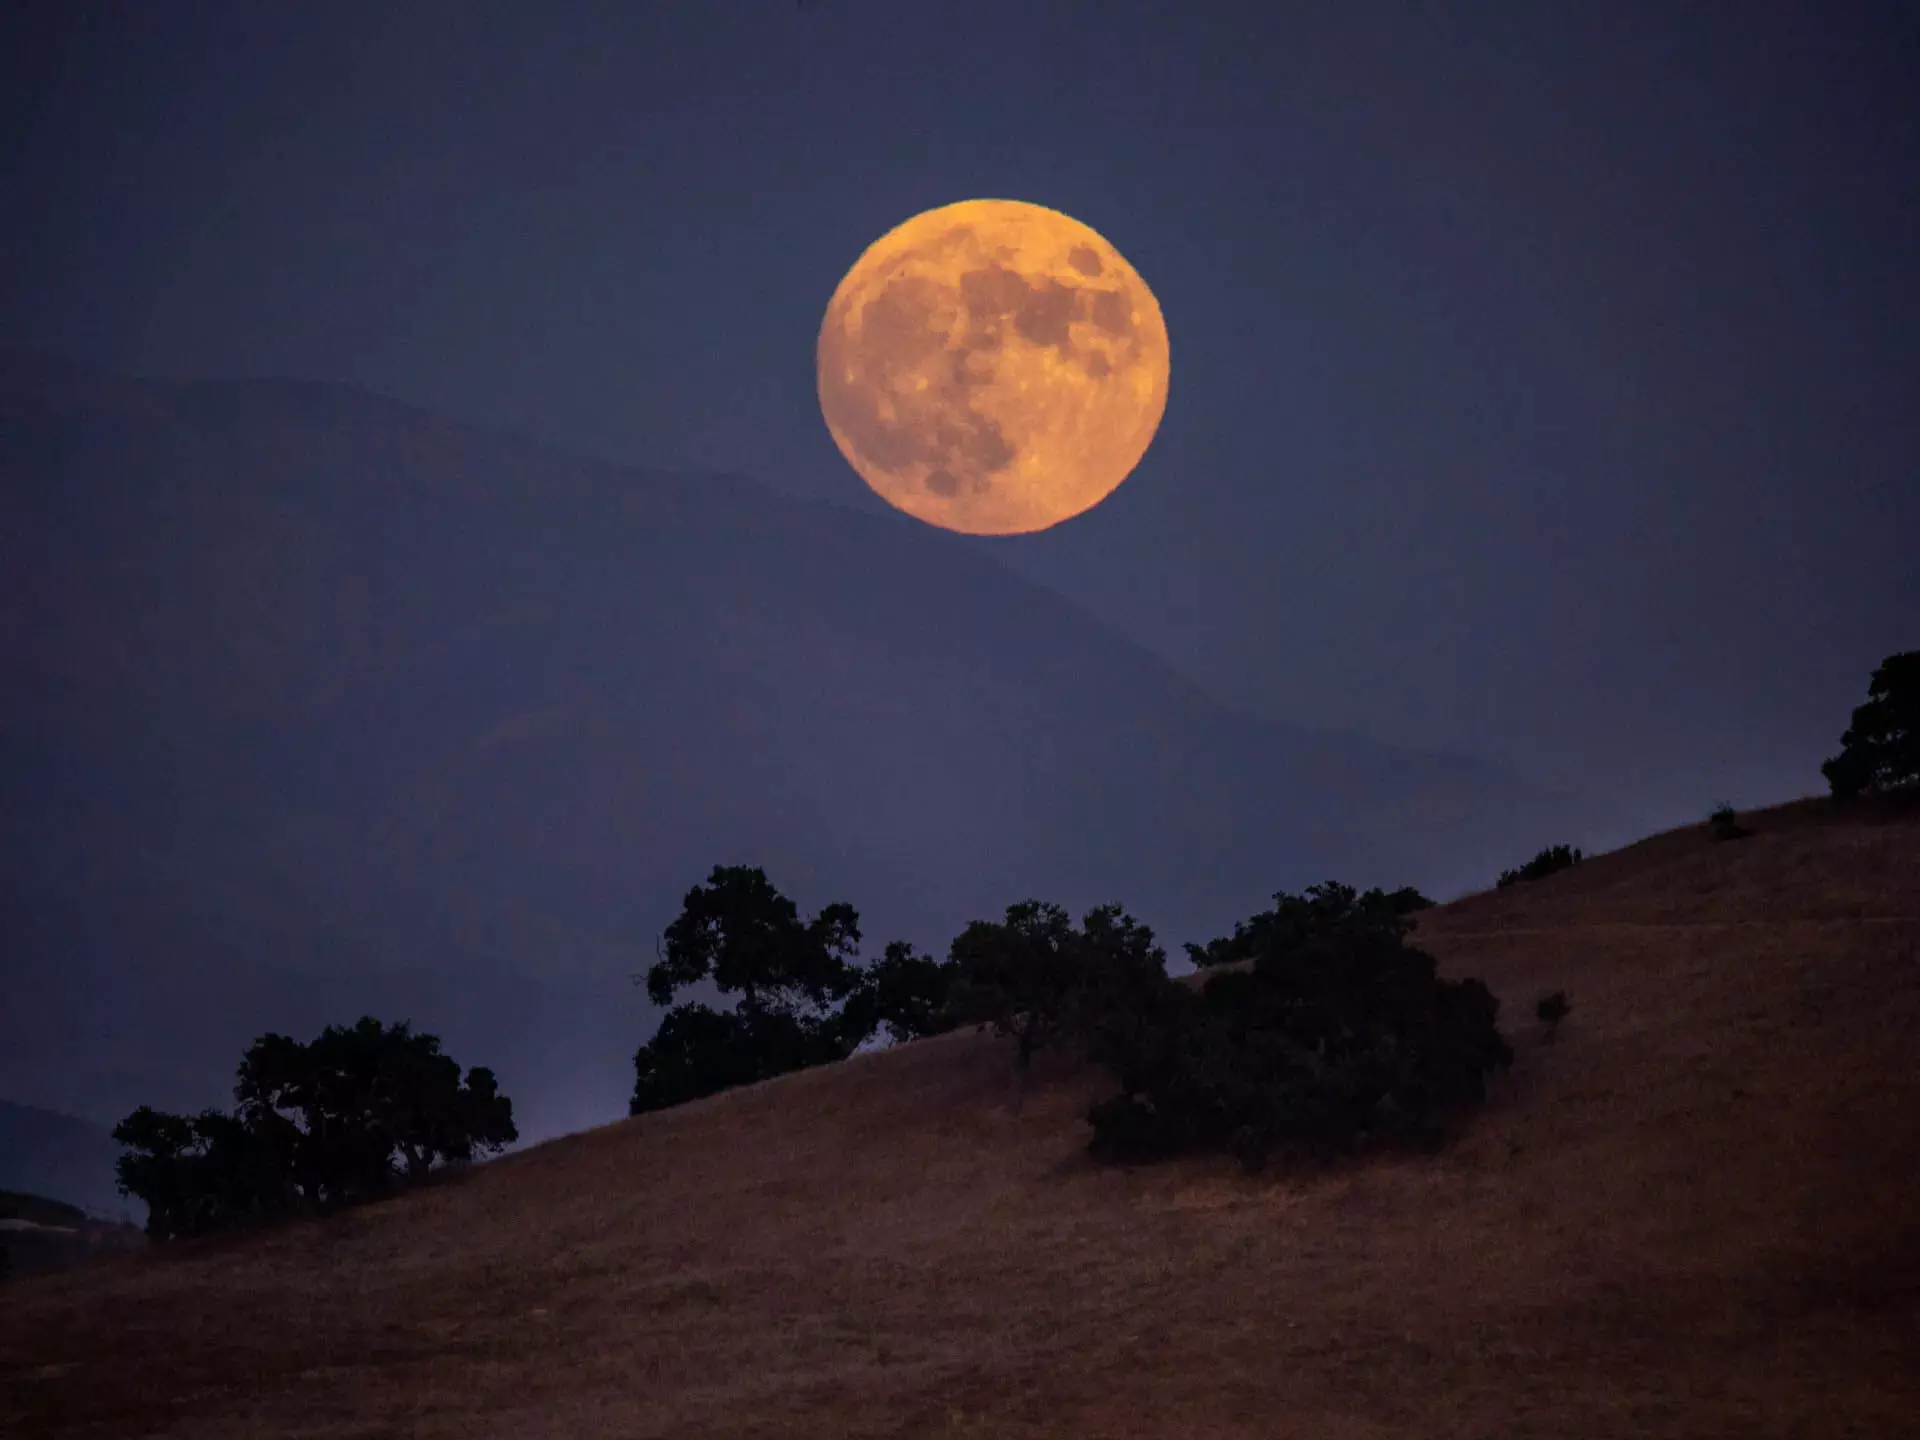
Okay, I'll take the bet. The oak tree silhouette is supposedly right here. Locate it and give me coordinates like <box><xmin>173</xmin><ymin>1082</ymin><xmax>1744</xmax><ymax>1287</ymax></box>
<box><xmin>1822</xmin><ymin>651</ymin><xmax>1920</xmax><ymax>799</ymax></box>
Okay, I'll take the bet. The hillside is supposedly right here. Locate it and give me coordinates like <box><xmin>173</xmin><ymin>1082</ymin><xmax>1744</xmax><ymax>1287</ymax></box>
<box><xmin>1</xmin><ymin>350</ymin><xmax>1609</xmax><ymax>1142</ymax></box>
<box><xmin>2</xmin><ymin>795</ymin><xmax>1915</xmax><ymax>1436</ymax></box>
<box><xmin>0</xmin><ymin>1191</ymin><xmax>144</xmax><ymax>1279</ymax></box>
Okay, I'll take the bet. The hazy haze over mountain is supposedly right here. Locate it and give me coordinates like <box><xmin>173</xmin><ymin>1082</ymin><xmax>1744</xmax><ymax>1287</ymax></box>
<box><xmin>0</xmin><ymin>1100</ymin><xmax>132</xmax><ymax>1220</ymax></box>
<box><xmin>2</xmin><ymin>353</ymin><xmax>1613</xmax><ymax>1140</ymax></box>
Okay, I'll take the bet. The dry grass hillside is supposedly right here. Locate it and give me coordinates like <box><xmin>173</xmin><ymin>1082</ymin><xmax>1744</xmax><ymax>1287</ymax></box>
<box><xmin>3</xmin><ymin>796</ymin><xmax>1917</xmax><ymax>1438</ymax></box>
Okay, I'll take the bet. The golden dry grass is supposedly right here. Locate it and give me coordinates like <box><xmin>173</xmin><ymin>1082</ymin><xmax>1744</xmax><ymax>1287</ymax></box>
<box><xmin>4</xmin><ymin>796</ymin><xmax>1917</xmax><ymax>1437</ymax></box>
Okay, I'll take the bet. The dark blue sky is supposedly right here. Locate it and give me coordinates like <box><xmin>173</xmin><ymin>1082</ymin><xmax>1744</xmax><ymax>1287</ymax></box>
<box><xmin>7</xmin><ymin>0</ymin><xmax>1917</xmax><ymax>826</ymax></box>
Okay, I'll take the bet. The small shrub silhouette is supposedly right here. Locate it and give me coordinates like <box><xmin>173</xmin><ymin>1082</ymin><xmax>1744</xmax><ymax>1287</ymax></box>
<box><xmin>1536</xmin><ymin>990</ymin><xmax>1571</xmax><ymax>1036</ymax></box>
<box><xmin>1707</xmin><ymin>802</ymin><xmax>1752</xmax><ymax>842</ymax></box>
<box><xmin>1498</xmin><ymin>844</ymin><xmax>1583</xmax><ymax>889</ymax></box>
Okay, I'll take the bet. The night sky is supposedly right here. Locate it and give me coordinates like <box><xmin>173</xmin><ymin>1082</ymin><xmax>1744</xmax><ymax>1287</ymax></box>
<box><xmin>7</xmin><ymin>0</ymin><xmax>1918</xmax><ymax>828</ymax></box>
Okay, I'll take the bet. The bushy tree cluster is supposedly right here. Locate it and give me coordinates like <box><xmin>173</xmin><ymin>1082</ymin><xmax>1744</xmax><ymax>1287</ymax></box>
<box><xmin>1822</xmin><ymin>651</ymin><xmax>1919</xmax><ymax>799</ymax></box>
<box><xmin>939</xmin><ymin>889</ymin><xmax>1509</xmax><ymax>1172</ymax></box>
<box><xmin>632</xmin><ymin>871</ymin><xmax>1510</xmax><ymax>1172</ymax></box>
<box><xmin>1087</xmin><ymin>917</ymin><xmax>1509</xmax><ymax>1171</ymax></box>
<box><xmin>115</xmin><ymin>1019</ymin><xmax>515</xmax><ymax>1240</ymax></box>
<box><xmin>630</xmin><ymin>867</ymin><xmax>956</xmax><ymax>1115</ymax></box>
<box><xmin>1497</xmin><ymin>843</ymin><xmax>1582</xmax><ymax>888</ymax></box>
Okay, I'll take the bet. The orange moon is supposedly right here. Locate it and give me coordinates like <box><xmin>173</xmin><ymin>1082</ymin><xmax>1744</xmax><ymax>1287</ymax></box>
<box><xmin>817</xmin><ymin>199</ymin><xmax>1170</xmax><ymax>535</ymax></box>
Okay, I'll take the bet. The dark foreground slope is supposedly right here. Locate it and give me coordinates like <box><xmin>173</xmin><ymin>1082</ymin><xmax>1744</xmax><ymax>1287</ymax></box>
<box><xmin>3</xmin><ymin>796</ymin><xmax>1915</xmax><ymax>1438</ymax></box>
<box><xmin>1</xmin><ymin>350</ymin><xmax>1599</xmax><ymax>1139</ymax></box>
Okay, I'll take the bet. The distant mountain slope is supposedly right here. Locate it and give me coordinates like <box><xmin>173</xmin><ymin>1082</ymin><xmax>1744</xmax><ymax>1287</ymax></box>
<box><xmin>0</xmin><ymin>1190</ymin><xmax>87</xmax><ymax>1228</ymax></box>
<box><xmin>1</xmin><ymin>350</ymin><xmax>1601</xmax><ymax>1134</ymax></box>
<box><xmin>0</xmin><ymin>1188</ymin><xmax>144</xmax><ymax>1277</ymax></box>
<box><xmin>1</xmin><ymin>797</ymin><xmax>1913</xmax><ymax>1434</ymax></box>
<box><xmin>0</xmin><ymin>1102</ymin><xmax>130</xmax><ymax>1221</ymax></box>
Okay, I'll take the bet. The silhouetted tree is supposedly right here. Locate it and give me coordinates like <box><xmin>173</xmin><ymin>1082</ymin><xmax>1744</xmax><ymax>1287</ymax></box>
<box><xmin>949</xmin><ymin>901</ymin><xmax>1168</xmax><ymax>1074</ymax></box>
<box><xmin>645</xmin><ymin>865</ymin><xmax>862</xmax><ymax>1019</ymax></box>
<box><xmin>236</xmin><ymin>1018</ymin><xmax>516</xmax><ymax>1206</ymax></box>
<box><xmin>115</xmin><ymin>1020</ymin><xmax>515</xmax><ymax>1238</ymax></box>
<box><xmin>1085</xmin><ymin>897</ymin><xmax>1512</xmax><ymax>1172</ymax></box>
<box><xmin>1185</xmin><ymin>881</ymin><xmax>1430</xmax><ymax>969</ymax></box>
<box><xmin>629</xmin><ymin>1003</ymin><xmax>846</xmax><ymax>1114</ymax></box>
<box><xmin>112</xmin><ymin>1106</ymin><xmax>295</xmax><ymax>1240</ymax></box>
<box><xmin>631</xmin><ymin>867</ymin><xmax>892</xmax><ymax>1115</ymax></box>
<box><xmin>1822</xmin><ymin>651</ymin><xmax>1920</xmax><ymax>799</ymax></box>
<box><xmin>1497</xmin><ymin>844</ymin><xmax>1582</xmax><ymax>888</ymax></box>
<box><xmin>838</xmin><ymin>940</ymin><xmax>959</xmax><ymax>1046</ymax></box>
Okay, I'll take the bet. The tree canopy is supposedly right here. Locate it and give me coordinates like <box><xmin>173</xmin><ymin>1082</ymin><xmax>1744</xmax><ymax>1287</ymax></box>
<box><xmin>948</xmin><ymin>901</ymin><xmax>1168</xmax><ymax>1070</ymax></box>
<box><xmin>645</xmin><ymin>865</ymin><xmax>862</xmax><ymax>1017</ymax></box>
<box><xmin>115</xmin><ymin>1018</ymin><xmax>515</xmax><ymax>1240</ymax></box>
<box><xmin>112</xmin><ymin>1107</ymin><xmax>292</xmax><ymax>1241</ymax></box>
<box><xmin>1822</xmin><ymin>650</ymin><xmax>1920</xmax><ymax>799</ymax></box>
<box><xmin>236</xmin><ymin>1018</ymin><xmax>516</xmax><ymax>1203</ymax></box>
<box><xmin>1088</xmin><ymin>894</ymin><xmax>1512</xmax><ymax>1170</ymax></box>
<box><xmin>838</xmin><ymin>939</ymin><xmax>959</xmax><ymax>1047</ymax></box>
<box><xmin>1183</xmin><ymin>881</ymin><xmax>1431</xmax><ymax>970</ymax></box>
<box><xmin>631</xmin><ymin>867</ymin><xmax>958</xmax><ymax>1117</ymax></box>
<box><xmin>931</xmin><ymin>882</ymin><xmax>1510</xmax><ymax>1171</ymax></box>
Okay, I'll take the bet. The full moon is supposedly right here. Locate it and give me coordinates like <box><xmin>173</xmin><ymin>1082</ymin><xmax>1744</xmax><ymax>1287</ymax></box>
<box><xmin>817</xmin><ymin>199</ymin><xmax>1170</xmax><ymax>535</ymax></box>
